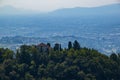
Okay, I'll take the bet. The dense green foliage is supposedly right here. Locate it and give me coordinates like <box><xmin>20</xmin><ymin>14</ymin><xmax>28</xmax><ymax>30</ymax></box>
<box><xmin>0</xmin><ymin>40</ymin><xmax>120</xmax><ymax>80</ymax></box>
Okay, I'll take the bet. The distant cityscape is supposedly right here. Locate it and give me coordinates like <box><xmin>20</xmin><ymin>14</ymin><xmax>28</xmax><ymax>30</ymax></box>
<box><xmin>0</xmin><ymin>3</ymin><xmax>120</xmax><ymax>55</ymax></box>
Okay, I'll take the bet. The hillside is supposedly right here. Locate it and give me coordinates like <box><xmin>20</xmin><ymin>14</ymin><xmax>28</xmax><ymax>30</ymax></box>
<box><xmin>50</xmin><ymin>3</ymin><xmax>120</xmax><ymax>17</ymax></box>
<box><xmin>0</xmin><ymin>41</ymin><xmax>120</xmax><ymax>80</ymax></box>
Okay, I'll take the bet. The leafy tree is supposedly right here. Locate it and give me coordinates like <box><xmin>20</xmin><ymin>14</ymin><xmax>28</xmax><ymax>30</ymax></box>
<box><xmin>0</xmin><ymin>41</ymin><xmax>120</xmax><ymax>80</ymax></box>
<box><xmin>110</xmin><ymin>53</ymin><xmax>118</xmax><ymax>62</ymax></box>
<box><xmin>17</xmin><ymin>45</ymin><xmax>31</xmax><ymax>64</ymax></box>
<box><xmin>25</xmin><ymin>73</ymin><xmax>35</xmax><ymax>80</ymax></box>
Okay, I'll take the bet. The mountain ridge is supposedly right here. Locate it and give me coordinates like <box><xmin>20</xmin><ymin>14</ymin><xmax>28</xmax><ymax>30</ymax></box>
<box><xmin>0</xmin><ymin>3</ymin><xmax>120</xmax><ymax>16</ymax></box>
<box><xmin>49</xmin><ymin>3</ymin><xmax>120</xmax><ymax>17</ymax></box>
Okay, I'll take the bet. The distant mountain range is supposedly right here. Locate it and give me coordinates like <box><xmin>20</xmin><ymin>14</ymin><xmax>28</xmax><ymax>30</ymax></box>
<box><xmin>50</xmin><ymin>3</ymin><xmax>120</xmax><ymax>17</ymax></box>
<box><xmin>0</xmin><ymin>6</ymin><xmax>39</xmax><ymax>15</ymax></box>
<box><xmin>0</xmin><ymin>3</ymin><xmax>120</xmax><ymax>16</ymax></box>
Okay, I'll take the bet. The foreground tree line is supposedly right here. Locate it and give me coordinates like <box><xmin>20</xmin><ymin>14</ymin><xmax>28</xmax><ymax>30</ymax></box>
<box><xmin>0</xmin><ymin>40</ymin><xmax>120</xmax><ymax>80</ymax></box>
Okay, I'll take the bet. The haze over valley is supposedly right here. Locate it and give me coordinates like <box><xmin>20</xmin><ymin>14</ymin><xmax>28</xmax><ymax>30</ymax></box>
<box><xmin>0</xmin><ymin>3</ymin><xmax>120</xmax><ymax>54</ymax></box>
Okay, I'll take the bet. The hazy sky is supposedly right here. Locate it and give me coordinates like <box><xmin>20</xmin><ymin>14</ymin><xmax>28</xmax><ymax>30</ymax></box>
<box><xmin>0</xmin><ymin>0</ymin><xmax>120</xmax><ymax>12</ymax></box>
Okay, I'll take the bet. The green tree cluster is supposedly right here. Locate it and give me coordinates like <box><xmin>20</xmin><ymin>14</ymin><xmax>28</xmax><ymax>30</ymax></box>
<box><xmin>0</xmin><ymin>40</ymin><xmax>120</xmax><ymax>80</ymax></box>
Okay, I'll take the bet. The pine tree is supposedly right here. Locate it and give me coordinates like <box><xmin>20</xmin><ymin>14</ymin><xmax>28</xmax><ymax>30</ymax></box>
<box><xmin>68</xmin><ymin>41</ymin><xmax>72</xmax><ymax>50</ymax></box>
<box><xmin>73</xmin><ymin>40</ymin><xmax>80</xmax><ymax>50</ymax></box>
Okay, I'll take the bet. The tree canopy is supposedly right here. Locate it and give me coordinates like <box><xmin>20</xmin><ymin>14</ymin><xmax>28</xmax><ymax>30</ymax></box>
<box><xmin>0</xmin><ymin>40</ymin><xmax>120</xmax><ymax>80</ymax></box>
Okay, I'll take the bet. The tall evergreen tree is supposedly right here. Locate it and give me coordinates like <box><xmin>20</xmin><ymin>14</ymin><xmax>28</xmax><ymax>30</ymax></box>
<box><xmin>73</xmin><ymin>40</ymin><xmax>80</xmax><ymax>50</ymax></box>
<box><xmin>68</xmin><ymin>41</ymin><xmax>72</xmax><ymax>50</ymax></box>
